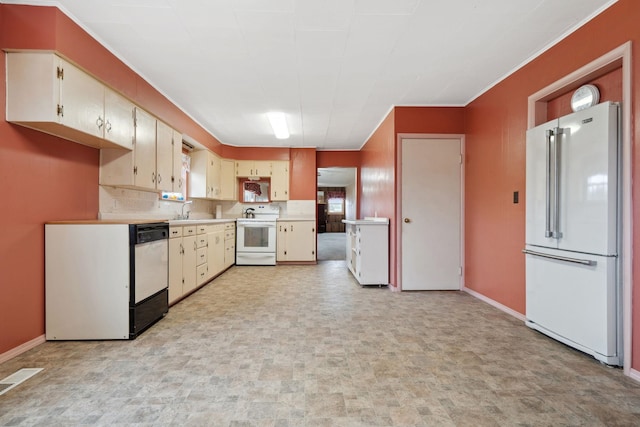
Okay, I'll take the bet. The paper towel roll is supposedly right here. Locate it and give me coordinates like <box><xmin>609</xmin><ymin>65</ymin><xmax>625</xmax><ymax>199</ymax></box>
<box><xmin>216</xmin><ymin>205</ymin><xmax>222</xmax><ymax>219</ymax></box>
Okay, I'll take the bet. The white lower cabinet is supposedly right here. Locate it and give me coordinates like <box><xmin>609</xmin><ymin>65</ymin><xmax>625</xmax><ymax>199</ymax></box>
<box><xmin>168</xmin><ymin>229</ymin><xmax>183</xmax><ymax>304</ymax></box>
<box><xmin>224</xmin><ymin>223</ymin><xmax>236</xmax><ymax>268</ymax></box>
<box><xmin>168</xmin><ymin>225</ymin><xmax>197</xmax><ymax>305</ymax></box>
<box><xmin>208</xmin><ymin>224</ymin><xmax>225</xmax><ymax>278</ymax></box>
<box><xmin>196</xmin><ymin>224</ymin><xmax>209</xmax><ymax>285</ymax></box>
<box><xmin>277</xmin><ymin>220</ymin><xmax>316</xmax><ymax>262</ymax></box>
<box><xmin>343</xmin><ymin>219</ymin><xmax>389</xmax><ymax>286</ymax></box>
<box><xmin>169</xmin><ymin>221</ymin><xmax>234</xmax><ymax>305</ymax></box>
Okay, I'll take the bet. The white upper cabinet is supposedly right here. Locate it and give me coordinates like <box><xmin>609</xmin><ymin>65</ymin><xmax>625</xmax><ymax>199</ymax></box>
<box><xmin>131</xmin><ymin>108</ymin><xmax>158</xmax><ymax>190</ymax></box>
<box><xmin>189</xmin><ymin>150</ymin><xmax>222</xmax><ymax>199</ymax></box>
<box><xmin>270</xmin><ymin>161</ymin><xmax>289</xmax><ymax>201</ymax></box>
<box><xmin>155</xmin><ymin>120</ymin><xmax>176</xmax><ymax>193</ymax></box>
<box><xmin>100</xmin><ymin>108</ymin><xmax>181</xmax><ymax>192</ymax></box>
<box><xmin>220</xmin><ymin>159</ymin><xmax>237</xmax><ymax>200</ymax></box>
<box><xmin>172</xmin><ymin>129</ymin><xmax>183</xmax><ymax>193</ymax></box>
<box><xmin>235</xmin><ymin>160</ymin><xmax>271</xmax><ymax>177</ymax></box>
<box><xmin>103</xmin><ymin>88</ymin><xmax>136</xmax><ymax>149</ymax></box>
<box><xmin>6</xmin><ymin>51</ymin><xmax>134</xmax><ymax>150</ymax></box>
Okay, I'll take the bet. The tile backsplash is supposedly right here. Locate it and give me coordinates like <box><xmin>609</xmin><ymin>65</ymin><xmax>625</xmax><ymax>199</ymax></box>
<box><xmin>98</xmin><ymin>186</ymin><xmax>316</xmax><ymax>220</ymax></box>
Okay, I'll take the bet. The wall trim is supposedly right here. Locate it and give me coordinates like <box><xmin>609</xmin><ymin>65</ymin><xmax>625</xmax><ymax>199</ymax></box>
<box><xmin>0</xmin><ymin>335</ymin><xmax>46</xmax><ymax>364</ymax></box>
<box><xmin>629</xmin><ymin>368</ymin><xmax>640</xmax><ymax>384</ymax></box>
<box><xmin>396</xmin><ymin>133</ymin><xmax>465</xmax><ymax>292</ymax></box>
<box><xmin>526</xmin><ymin>41</ymin><xmax>633</xmax><ymax>376</ymax></box>
<box><xmin>463</xmin><ymin>286</ymin><xmax>526</xmax><ymax>322</ymax></box>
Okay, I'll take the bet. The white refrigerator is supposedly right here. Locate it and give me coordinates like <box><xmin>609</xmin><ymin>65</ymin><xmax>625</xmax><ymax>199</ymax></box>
<box><xmin>524</xmin><ymin>101</ymin><xmax>621</xmax><ymax>366</ymax></box>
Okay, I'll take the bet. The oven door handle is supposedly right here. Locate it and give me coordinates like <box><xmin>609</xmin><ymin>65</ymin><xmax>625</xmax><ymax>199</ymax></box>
<box><xmin>241</xmin><ymin>222</ymin><xmax>276</xmax><ymax>228</ymax></box>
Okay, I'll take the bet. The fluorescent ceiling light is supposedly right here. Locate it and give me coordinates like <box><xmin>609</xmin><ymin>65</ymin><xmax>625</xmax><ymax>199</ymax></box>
<box><xmin>267</xmin><ymin>112</ymin><xmax>289</xmax><ymax>139</ymax></box>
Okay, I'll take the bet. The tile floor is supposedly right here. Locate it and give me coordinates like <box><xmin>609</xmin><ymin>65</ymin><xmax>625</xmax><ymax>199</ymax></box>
<box><xmin>1</xmin><ymin>261</ymin><xmax>640</xmax><ymax>426</ymax></box>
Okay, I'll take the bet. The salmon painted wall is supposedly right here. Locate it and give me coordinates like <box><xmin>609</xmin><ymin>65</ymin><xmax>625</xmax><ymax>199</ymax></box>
<box><xmin>290</xmin><ymin>148</ymin><xmax>317</xmax><ymax>200</ymax></box>
<box><xmin>316</xmin><ymin>151</ymin><xmax>361</xmax><ymax>168</ymax></box>
<box><xmin>395</xmin><ymin>107</ymin><xmax>465</xmax><ymax>134</ymax></box>
<box><xmin>464</xmin><ymin>0</ymin><xmax>640</xmax><ymax>368</ymax></box>
<box><xmin>360</xmin><ymin>110</ymin><xmax>396</xmax><ymax>285</ymax></box>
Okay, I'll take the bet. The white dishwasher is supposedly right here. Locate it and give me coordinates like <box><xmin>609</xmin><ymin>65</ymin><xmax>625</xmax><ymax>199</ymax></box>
<box><xmin>45</xmin><ymin>221</ymin><xmax>169</xmax><ymax>340</ymax></box>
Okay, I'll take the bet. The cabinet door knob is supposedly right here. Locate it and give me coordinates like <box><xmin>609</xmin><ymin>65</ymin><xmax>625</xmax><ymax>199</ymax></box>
<box><xmin>404</xmin><ymin>218</ymin><xmax>411</xmax><ymax>223</ymax></box>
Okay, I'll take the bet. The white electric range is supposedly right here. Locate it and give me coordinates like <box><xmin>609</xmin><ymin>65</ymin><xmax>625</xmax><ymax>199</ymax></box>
<box><xmin>236</xmin><ymin>205</ymin><xmax>279</xmax><ymax>265</ymax></box>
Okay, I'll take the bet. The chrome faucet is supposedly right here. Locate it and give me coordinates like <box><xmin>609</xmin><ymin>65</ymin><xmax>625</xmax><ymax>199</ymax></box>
<box><xmin>179</xmin><ymin>201</ymin><xmax>193</xmax><ymax>220</ymax></box>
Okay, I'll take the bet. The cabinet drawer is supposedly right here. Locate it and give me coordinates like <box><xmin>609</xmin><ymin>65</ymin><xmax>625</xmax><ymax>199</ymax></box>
<box><xmin>197</xmin><ymin>234</ymin><xmax>208</xmax><ymax>248</ymax></box>
<box><xmin>197</xmin><ymin>247</ymin><xmax>207</xmax><ymax>266</ymax></box>
<box><xmin>224</xmin><ymin>222</ymin><xmax>235</xmax><ymax>230</ymax></box>
<box><xmin>197</xmin><ymin>263</ymin><xmax>208</xmax><ymax>284</ymax></box>
<box><xmin>169</xmin><ymin>226</ymin><xmax>182</xmax><ymax>238</ymax></box>
<box><xmin>197</xmin><ymin>224</ymin><xmax>209</xmax><ymax>234</ymax></box>
<box><xmin>184</xmin><ymin>226</ymin><xmax>197</xmax><ymax>236</ymax></box>
<box><xmin>225</xmin><ymin>230</ymin><xmax>235</xmax><ymax>240</ymax></box>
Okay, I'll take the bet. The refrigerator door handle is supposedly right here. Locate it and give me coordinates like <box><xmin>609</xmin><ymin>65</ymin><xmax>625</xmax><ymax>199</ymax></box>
<box><xmin>545</xmin><ymin>129</ymin><xmax>553</xmax><ymax>238</ymax></box>
<box><xmin>552</xmin><ymin>127</ymin><xmax>563</xmax><ymax>239</ymax></box>
<box><xmin>522</xmin><ymin>249</ymin><xmax>596</xmax><ymax>266</ymax></box>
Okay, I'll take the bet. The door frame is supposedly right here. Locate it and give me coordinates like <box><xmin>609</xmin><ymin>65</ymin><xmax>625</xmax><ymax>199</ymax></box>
<box><xmin>396</xmin><ymin>134</ymin><xmax>466</xmax><ymax>292</ymax></box>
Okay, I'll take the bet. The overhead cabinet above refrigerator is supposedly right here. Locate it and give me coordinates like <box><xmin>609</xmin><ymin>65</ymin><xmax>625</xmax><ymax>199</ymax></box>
<box><xmin>524</xmin><ymin>101</ymin><xmax>621</xmax><ymax>366</ymax></box>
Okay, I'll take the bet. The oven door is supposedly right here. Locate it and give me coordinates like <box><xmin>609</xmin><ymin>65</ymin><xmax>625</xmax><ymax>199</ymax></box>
<box><xmin>237</xmin><ymin>221</ymin><xmax>276</xmax><ymax>253</ymax></box>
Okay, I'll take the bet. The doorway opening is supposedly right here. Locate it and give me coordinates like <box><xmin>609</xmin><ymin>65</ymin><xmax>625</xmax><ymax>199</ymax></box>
<box><xmin>317</xmin><ymin>167</ymin><xmax>357</xmax><ymax>261</ymax></box>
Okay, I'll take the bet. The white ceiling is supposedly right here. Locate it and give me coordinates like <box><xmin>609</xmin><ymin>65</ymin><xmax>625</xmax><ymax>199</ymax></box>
<box><xmin>4</xmin><ymin>0</ymin><xmax>616</xmax><ymax>150</ymax></box>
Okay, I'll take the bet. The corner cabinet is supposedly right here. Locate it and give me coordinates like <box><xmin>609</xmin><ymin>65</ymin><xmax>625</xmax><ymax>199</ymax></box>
<box><xmin>277</xmin><ymin>220</ymin><xmax>316</xmax><ymax>262</ymax></box>
<box><xmin>343</xmin><ymin>219</ymin><xmax>389</xmax><ymax>286</ymax></box>
<box><xmin>6</xmin><ymin>51</ymin><xmax>135</xmax><ymax>150</ymax></box>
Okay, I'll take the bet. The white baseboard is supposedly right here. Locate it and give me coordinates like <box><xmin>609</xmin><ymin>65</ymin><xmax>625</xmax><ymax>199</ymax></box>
<box><xmin>462</xmin><ymin>286</ymin><xmax>526</xmax><ymax>322</ymax></box>
<box><xmin>628</xmin><ymin>368</ymin><xmax>640</xmax><ymax>383</ymax></box>
<box><xmin>0</xmin><ymin>335</ymin><xmax>46</xmax><ymax>364</ymax></box>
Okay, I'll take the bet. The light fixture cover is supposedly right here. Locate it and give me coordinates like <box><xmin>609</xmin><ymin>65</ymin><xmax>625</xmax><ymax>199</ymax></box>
<box><xmin>267</xmin><ymin>112</ymin><xmax>289</xmax><ymax>139</ymax></box>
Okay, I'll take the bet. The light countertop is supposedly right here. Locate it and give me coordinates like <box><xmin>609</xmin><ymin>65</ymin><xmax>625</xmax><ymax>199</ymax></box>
<box><xmin>342</xmin><ymin>218</ymin><xmax>389</xmax><ymax>225</ymax></box>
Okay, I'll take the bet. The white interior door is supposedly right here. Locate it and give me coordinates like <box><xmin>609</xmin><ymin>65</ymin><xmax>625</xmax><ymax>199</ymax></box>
<box><xmin>401</xmin><ymin>138</ymin><xmax>462</xmax><ymax>290</ymax></box>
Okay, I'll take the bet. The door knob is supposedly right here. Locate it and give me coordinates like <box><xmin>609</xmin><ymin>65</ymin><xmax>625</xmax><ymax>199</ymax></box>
<box><xmin>404</xmin><ymin>218</ymin><xmax>411</xmax><ymax>223</ymax></box>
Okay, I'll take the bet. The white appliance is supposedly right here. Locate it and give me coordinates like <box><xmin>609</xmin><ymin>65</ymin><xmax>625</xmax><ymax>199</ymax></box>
<box><xmin>45</xmin><ymin>222</ymin><xmax>169</xmax><ymax>340</ymax></box>
<box><xmin>524</xmin><ymin>101</ymin><xmax>621</xmax><ymax>365</ymax></box>
<box><xmin>236</xmin><ymin>205</ymin><xmax>279</xmax><ymax>265</ymax></box>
